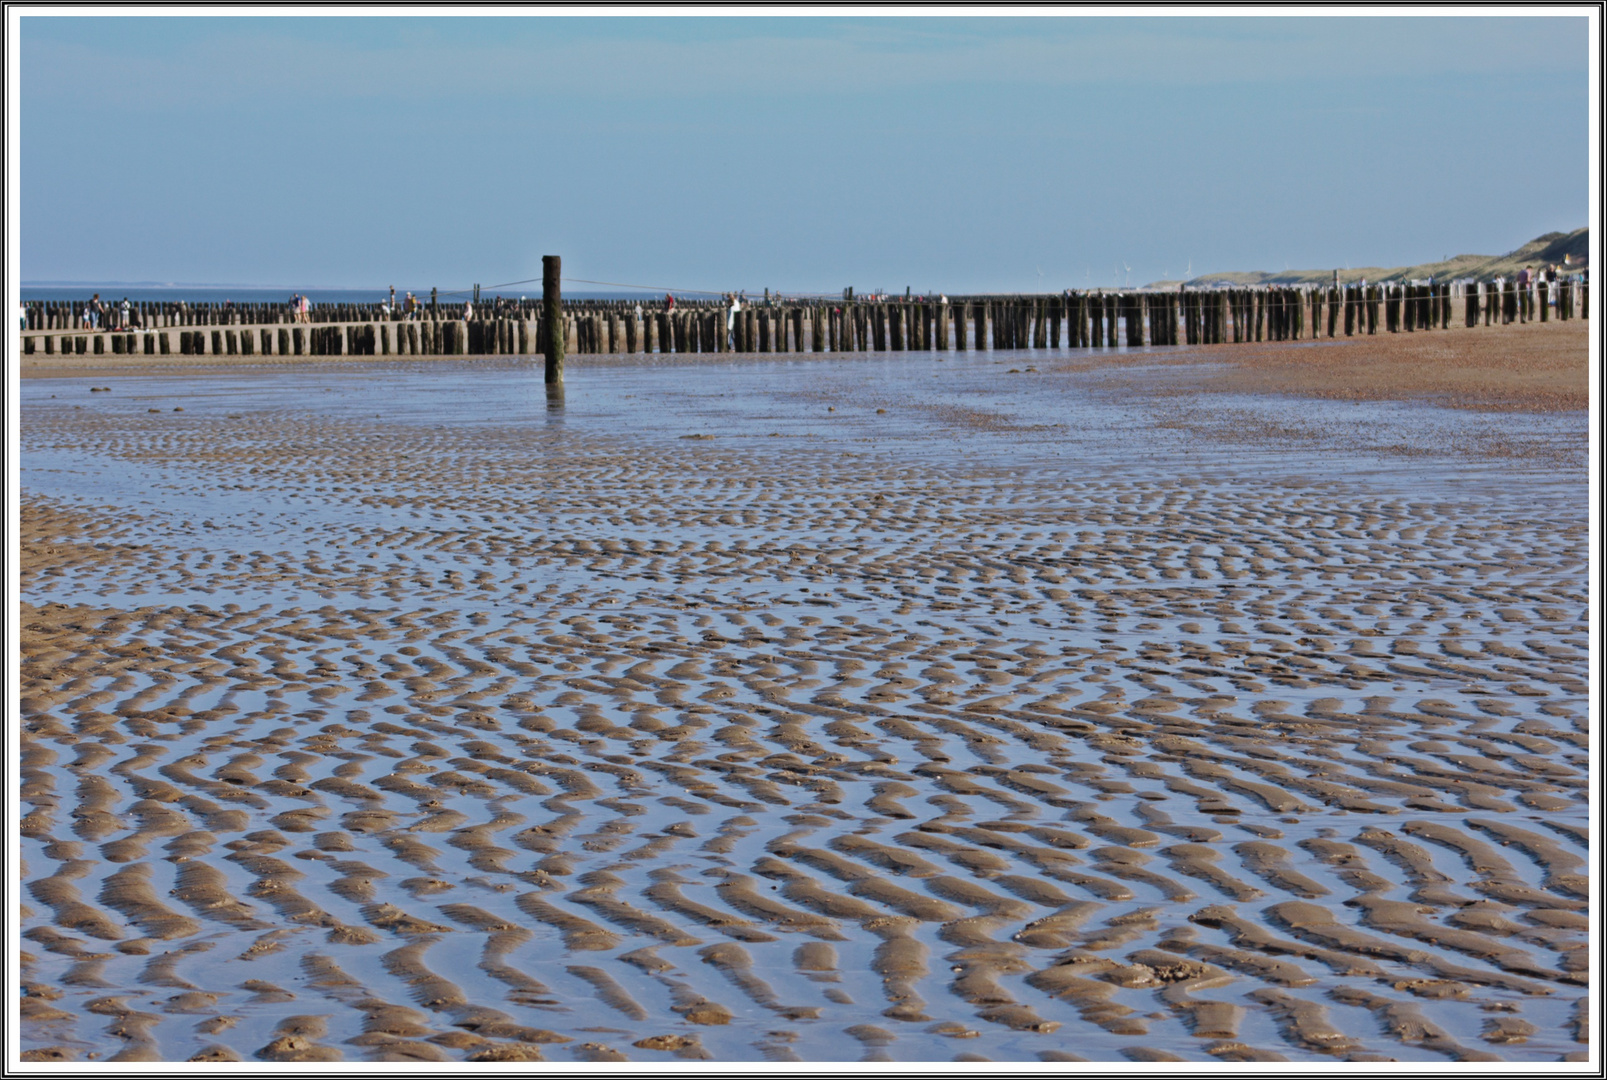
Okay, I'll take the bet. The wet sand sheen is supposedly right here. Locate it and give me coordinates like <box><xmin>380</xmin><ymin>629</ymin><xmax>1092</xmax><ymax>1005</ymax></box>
<box><xmin>17</xmin><ymin>338</ymin><xmax>1589</xmax><ymax>1062</ymax></box>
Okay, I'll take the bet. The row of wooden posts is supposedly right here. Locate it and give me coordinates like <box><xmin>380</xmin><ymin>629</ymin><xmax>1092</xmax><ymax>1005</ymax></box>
<box><xmin>19</xmin><ymin>293</ymin><xmax>741</xmax><ymax>331</ymax></box>
<box><xmin>21</xmin><ymin>279</ymin><xmax>1586</xmax><ymax>359</ymax></box>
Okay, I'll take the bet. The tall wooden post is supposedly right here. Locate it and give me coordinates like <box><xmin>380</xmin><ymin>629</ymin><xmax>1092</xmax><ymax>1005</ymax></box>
<box><xmin>542</xmin><ymin>255</ymin><xmax>564</xmax><ymax>384</ymax></box>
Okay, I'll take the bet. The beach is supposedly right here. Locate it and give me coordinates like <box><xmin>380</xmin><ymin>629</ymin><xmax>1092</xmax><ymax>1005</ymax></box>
<box><xmin>18</xmin><ymin>322</ymin><xmax>1591</xmax><ymax>1063</ymax></box>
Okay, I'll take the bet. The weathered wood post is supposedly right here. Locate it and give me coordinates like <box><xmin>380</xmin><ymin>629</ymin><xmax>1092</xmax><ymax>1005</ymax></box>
<box><xmin>542</xmin><ymin>255</ymin><xmax>564</xmax><ymax>384</ymax></box>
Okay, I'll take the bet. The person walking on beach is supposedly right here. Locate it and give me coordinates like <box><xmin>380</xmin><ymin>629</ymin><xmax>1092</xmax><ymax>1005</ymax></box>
<box><xmin>727</xmin><ymin>292</ymin><xmax>741</xmax><ymax>348</ymax></box>
<box><xmin>464</xmin><ymin>300</ymin><xmax>474</xmax><ymax>322</ymax></box>
<box><xmin>665</xmin><ymin>293</ymin><xmax>675</xmax><ymax>312</ymax></box>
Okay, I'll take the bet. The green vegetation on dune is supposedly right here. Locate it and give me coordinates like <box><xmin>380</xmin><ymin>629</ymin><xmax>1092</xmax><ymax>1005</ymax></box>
<box><xmin>1149</xmin><ymin>227</ymin><xmax>1588</xmax><ymax>288</ymax></box>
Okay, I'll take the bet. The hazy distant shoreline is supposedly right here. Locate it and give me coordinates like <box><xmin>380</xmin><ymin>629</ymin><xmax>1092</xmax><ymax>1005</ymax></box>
<box><xmin>23</xmin><ymin>225</ymin><xmax>1587</xmax><ymax>303</ymax></box>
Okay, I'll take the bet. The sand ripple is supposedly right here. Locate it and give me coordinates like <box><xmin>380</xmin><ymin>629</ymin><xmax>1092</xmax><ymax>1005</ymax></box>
<box><xmin>18</xmin><ymin>353</ymin><xmax>1588</xmax><ymax>1063</ymax></box>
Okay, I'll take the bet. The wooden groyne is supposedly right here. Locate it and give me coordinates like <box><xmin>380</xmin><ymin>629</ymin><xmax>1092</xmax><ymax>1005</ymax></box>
<box><xmin>20</xmin><ymin>278</ymin><xmax>1586</xmax><ymax>359</ymax></box>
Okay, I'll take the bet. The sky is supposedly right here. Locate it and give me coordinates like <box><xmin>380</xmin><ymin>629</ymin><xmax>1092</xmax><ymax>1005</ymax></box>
<box><xmin>14</xmin><ymin>9</ymin><xmax>1595</xmax><ymax>294</ymax></box>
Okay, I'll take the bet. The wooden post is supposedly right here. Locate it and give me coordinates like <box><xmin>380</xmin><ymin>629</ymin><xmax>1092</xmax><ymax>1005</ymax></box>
<box><xmin>542</xmin><ymin>255</ymin><xmax>563</xmax><ymax>383</ymax></box>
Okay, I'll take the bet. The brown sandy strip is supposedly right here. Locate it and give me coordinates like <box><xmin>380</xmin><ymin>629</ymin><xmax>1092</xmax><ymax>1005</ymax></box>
<box><xmin>869</xmin><ymin>924</ymin><xmax>932</xmax><ymax>1022</ymax></box>
<box><xmin>1172</xmin><ymin>940</ymin><xmax>1319</xmax><ymax>988</ymax></box>
<box><xmin>1123</xmin><ymin>949</ymin><xmax>1241</xmax><ymax>1041</ymax></box>
<box><xmin>663</xmin><ymin>980</ymin><xmax>736</xmax><ymax>1026</ymax></box>
<box><xmin>567</xmin><ymin>871</ymin><xmax>702</xmax><ymax>947</ymax></box>
<box><xmin>1399</xmin><ymin>821</ymin><xmax>1585</xmax><ymax>911</ymax></box>
<box><xmin>695</xmin><ymin>942</ymin><xmax>819</xmax><ymax>1021</ymax></box>
<box><xmin>947</xmin><ymin>942</ymin><xmax>1058</xmax><ymax>1033</ymax></box>
<box><xmin>255</xmin><ymin>1014</ymin><xmax>343</xmax><ymax>1062</ymax></box>
<box><xmin>1351</xmin><ymin>827</ymin><xmax>1463</xmax><ymax>903</ymax></box>
<box><xmin>1088</xmin><ymin>849</ymin><xmax>1196</xmax><ymax>903</ymax></box>
<box><xmin>1189</xmin><ymin>905</ymin><xmax>1387</xmax><ymax>978</ymax></box>
<box><xmin>1328</xmin><ymin>986</ymin><xmax>1501</xmax><ymax>1061</ymax></box>
<box><xmin>1232</xmin><ymin>842</ymin><xmax>1330</xmax><ymax>899</ymax></box>
<box><xmin>946</xmin><ymin>825</ymin><xmax>1134</xmax><ymax>902</ymax></box>
<box><xmin>29</xmin><ymin>862</ymin><xmax>126</xmax><ymax>941</ymax></box>
<box><xmin>1246</xmin><ymin>989</ymin><xmax>1361</xmax><ymax>1056</ymax></box>
<box><xmin>84</xmin><ymin>995</ymin><xmax>164</xmax><ymax>1062</ymax></box>
<box><xmin>97</xmin><ymin>864</ymin><xmax>201</xmax><ymax>940</ymax></box>
<box><xmin>641</xmin><ymin>870</ymin><xmax>777</xmax><ymax>943</ymax></box>
<box><xmin>1297</xmin><ymin>838</ymin><xmax>1396</xmax><ymax>894</ymax></box>
<box><xmin>1025</xmin><ymin>956</ymin><xmax>1149</xmax><ymax>1035</ymax></box>
<box><xmin>1343</xmin><ymin>896</ymin><xmax>1574</xmax><ymax>984</ymax></box>
<box><xmin>514</xmin><ymin>894</ymin><xmax>622</xmax><ymax>951</ymax></box>
<box><xmin>1158</xmin><ymin>844</ymin><xmax>1264</xmax><ymax>901</ymax></box>
<box><xmin>565</xmin><ymin>965</ymin><xmax>648</xmax><ymax>1021</ymax></box>
<box><xmin>1464</xmin><ymin>819</ymin><xmax>1588</xmax><ymax>897</ymax></box>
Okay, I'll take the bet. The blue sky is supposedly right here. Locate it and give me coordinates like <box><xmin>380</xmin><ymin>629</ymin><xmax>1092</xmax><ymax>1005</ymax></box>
<box><xmin>17</xmin><ymin>12</ymin><xmax>1593</xmax><ymax>293</ymax></box>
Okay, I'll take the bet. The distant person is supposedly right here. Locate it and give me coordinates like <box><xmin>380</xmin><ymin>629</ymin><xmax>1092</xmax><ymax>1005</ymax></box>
<box><xmin>1517</xmin><ymin>266</ymin><xmax>1532</xmax><ymax>321</ymax></box>
<box><xmin>390</xmin><ymin>284</ymin><xmax>396</xmax><ymax>309</ymax></box>
<box><xmin>120</xmin><ymin>297</ymin><xmax>131</xmax><ymax>329</ymax></box>
<box><xmin>665</xmin><ymin>292</ymin><xmax>675</xmax><ymax>312</ymax></box>
<box><xmin>464</xmin><ymin>300</ymin><xmax>474</xmax><ymax>321</ymax></box>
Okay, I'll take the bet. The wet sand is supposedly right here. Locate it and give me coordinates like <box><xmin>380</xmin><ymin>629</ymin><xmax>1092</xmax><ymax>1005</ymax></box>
<box><xmin>17</xmin><ymin>330</ymin><xmax>1591</xmax><ymax>1063</ymax></box>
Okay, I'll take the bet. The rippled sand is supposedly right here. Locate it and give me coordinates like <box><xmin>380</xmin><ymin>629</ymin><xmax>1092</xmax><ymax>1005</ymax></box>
<box><xmin>17</xmin><ymin>338</ymin><xmax>1591</xmax><ymax>1063</ymax></box>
